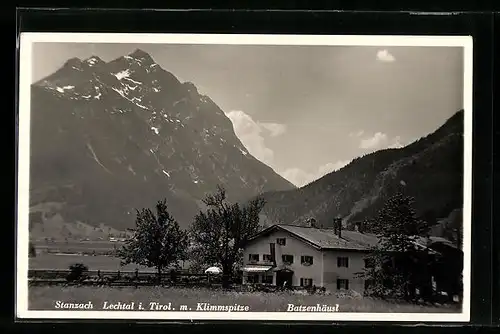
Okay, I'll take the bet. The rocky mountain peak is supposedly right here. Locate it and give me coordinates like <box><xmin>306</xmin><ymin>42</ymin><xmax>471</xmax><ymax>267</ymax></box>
<box><xmin>63</xmin><ymin>57</ymin><xmax>83</xmax><ymax>68</ymax></box>
<box><xmin>29</xmin><ymin>50</ymin><xmax>296</xmax><ymax>233</ymax></box>
<box><xmin>83</xmin><ymin>55</ymin><xmax>106</xmax><ymax>67</ymax></box>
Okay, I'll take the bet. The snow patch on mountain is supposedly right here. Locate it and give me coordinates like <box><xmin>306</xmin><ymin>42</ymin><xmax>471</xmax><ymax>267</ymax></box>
<box><xmin>124</xmin><ymin>77</ymin><xmax>142</xmax><ymax>85</ymax></box>
<box><xmin>86</xmin><ymin>142</ymin><xmax>112</xmax><ymax>174</ymax></box>
<box><xmin>54</xmin><ymin>85</ymin><xmax>75</xmax><ymax>93</ymax></box>
<box><xmin>111</xmin><ymin>87</ymin><xmax>149</xmax><ymax>110</ymax></box>
<box><xmin>86</xmin><ymin>58</ymin><xmax>99</xmax><ymax>66</ymax></box>
<box><xmin>114</xmin><ymin>69</ymin><xmax>131</xmax><ymax>80</ymax></box>
<box><xmin>236</xmin><ymin>146</ymin><xmax>248</xmax><ymax>156</ymax></box>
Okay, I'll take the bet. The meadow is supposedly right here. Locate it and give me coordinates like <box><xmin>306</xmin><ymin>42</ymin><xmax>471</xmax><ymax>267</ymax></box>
<box><xmin>29</xmin><ymin>285</ymin><xmax>461</xmax><ymax>313</ymax></box>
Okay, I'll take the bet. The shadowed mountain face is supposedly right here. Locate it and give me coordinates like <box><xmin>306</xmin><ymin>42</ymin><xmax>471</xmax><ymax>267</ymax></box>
<box><xmin>29</xmin><ymin>50</ymin><xmax>296</xmax><ymax>232</ymax></box>
<box><xmin>258</xmin><ymin>110</ymin><xmax>464</xmax><ymax>233</ymax></box>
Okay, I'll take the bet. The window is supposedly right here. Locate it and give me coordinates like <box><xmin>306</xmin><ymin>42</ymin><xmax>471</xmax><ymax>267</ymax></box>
<box><xmin>248</xmin><ymin>254</ymin><xmax>259</xmax><ymax>262</ymax></box>
<box><xmin>337</xmin><ymin>279</ymin><xmax>349</xmax><ymax>290</ymax></box>
<box><xmin>337</xmin><ymin>256</ymin><xmax>349</xmax><ymax>268</ymax></box>
<box><xmin>247</xmin><ymin>274</ymin><xmax>259</xmax><ymax>283</ymax></box>
<box><xmin>277</xmin><ymin>238</ymin><xmax>286</xmax><ymax>246</ymax></box>
<box><xmin>364</xmin><ymin>258</ymin><xmax>374</xmax><ymax>268</ymax></box>
<box><xmin>300</xmin><ymin>278</ymin><xmax>313</xmax><ymax>287</ymax></box>
<box><xmin>262</xmin><ymin>275</ymin><xmax>273</xmax><ymax>284</ymax></box>
<box><xmin>301</xmin><ymin>255</ymin><xmax>314</xmax><ymax>266</ymax></box>
<box><xmin>263</xmin><ymin>254</ymin><xmax>273</xmax><ymax>262</ymax></box>
<box><xmin>282</xmin><ymin>254</ymin><xmax>294</xmax><ymax>264</ymax></box>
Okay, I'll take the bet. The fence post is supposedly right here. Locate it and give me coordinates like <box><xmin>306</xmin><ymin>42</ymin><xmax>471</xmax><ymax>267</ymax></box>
<box><xmin>117</xmin><ymin>270</ymin><xmax>121</xmax><ymax>280</ymax></box>
<box><xmin>135</xmin><ymin>268</ymin><xmax>139</xmax><ymax>280</ymax></box>
<box><xmin>97</xmin><ymin>270</ymin><xmax>101</xmax><ymax>279</ymax></box>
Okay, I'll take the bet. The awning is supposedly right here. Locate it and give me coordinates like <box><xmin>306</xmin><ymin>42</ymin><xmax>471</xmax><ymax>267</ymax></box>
<box><xmin>242</xmin><ymin>265</ymin><xmax>273</xmax><ymax>273</ymax></box>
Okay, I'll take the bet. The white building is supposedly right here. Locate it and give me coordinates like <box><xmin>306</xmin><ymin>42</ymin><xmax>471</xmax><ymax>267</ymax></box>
<box><xmin>241</xmin><ymin>223</ymin><xmax>378</xmax><ymax>294</ymax></box>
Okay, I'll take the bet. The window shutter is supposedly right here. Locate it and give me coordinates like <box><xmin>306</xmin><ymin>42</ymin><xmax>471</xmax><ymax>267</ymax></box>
<box><xmin>300</xmin><ymin>278</ymin><xmax>303</xmax><ymax>286</ymax></box>
<box><xmin>337</xmin><ymin>257</ymin><xmax>341</xmax><ymax>267</ymax></box>
<box><xmin>346</xmin><ymin>280</ymin><xmax>349</xmax><ymax>290</ymax></box>
<box><xmin>270</xmin><ymin>243</ymin><xmax>276</xmax><ymax>264</ymax></box>
<box><xmin>346</xmin><ymin>258</ymin><xmax>349</xmax><ymax>268</ymax></box>
<box><xmin>336</xmin><ymin>279</ymin><xmax>340</xmax><ymax>290</ymax></box>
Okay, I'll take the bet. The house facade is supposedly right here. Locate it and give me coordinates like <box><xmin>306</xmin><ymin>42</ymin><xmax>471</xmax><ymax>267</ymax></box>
<box><xmin>241</xmin><ymin>222</ymin><xmax>463</xmax><ymax>299</ymax></box>
<box><xmin>241</xmin><ymin>223</ymin><xmax>377</xmax><ymax>294</ymax></box>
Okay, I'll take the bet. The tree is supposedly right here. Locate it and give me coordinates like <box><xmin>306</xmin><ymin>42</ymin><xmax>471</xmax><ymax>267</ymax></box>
<box><xmin>117</xmin><ymin>199</ymin><xmax>189</xmax><ymax>283</ymax></box>
<box><xmin>189</xmin><ymin>185</ymin><xmax>265</xmax><ymax>288</ymax></box>
<box><xmin>360</xmin><ymin>192</ymin><xmax>431</xmax><ymax>300</ymax></box>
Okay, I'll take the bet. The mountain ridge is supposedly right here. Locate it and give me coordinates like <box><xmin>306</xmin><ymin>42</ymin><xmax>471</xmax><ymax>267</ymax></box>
<box><xmin>257</xmin><ymin>110</ymin><xmax>464</xmax><ymax>234</ymax></box>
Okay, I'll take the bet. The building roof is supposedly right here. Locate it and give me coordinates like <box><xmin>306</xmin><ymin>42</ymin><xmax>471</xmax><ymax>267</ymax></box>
<box><xmin>247</xmin><ymin>224</ymin><xmax>460</xmax><ymax>253</ymax></box>
<box><xmin>247</xmin><ymin>224</ymin><xmax>378</xmax><ymax>251</ymax></box>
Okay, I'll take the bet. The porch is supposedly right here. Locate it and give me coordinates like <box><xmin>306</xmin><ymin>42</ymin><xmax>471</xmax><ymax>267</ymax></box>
<box><xmin>241</xmin><ymin>265</ymin><xmax>294</xmax><ymax>287</ymax></box>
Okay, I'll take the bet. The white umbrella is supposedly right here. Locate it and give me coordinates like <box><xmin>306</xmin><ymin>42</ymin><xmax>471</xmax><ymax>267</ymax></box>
<box><xmin>205</xmin><ymin>266</ymin><xmax>222</xmax><ymax>274</ymax></box>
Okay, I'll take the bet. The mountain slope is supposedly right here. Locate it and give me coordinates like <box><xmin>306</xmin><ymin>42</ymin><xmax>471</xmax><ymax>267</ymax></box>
<box><xmin>29</xmin><ymin>49</ymin><xmax>295</xmax><ymax>235</ymax></box>
<box><xmin>258</xmin><ymin>110</ymin><xmax>464</xmax><ymax>231</ymax></box>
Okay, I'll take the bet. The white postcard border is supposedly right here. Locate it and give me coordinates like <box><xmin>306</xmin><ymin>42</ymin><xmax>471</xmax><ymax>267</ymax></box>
<box><xmin>16</xmin><ymin>32</ymin><xmax>473</xmax><ymax>322</ymax></box>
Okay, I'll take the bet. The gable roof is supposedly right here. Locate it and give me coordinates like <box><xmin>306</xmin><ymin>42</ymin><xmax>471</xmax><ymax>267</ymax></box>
<box><xmin>247</xmin><ymin>224</ymin><xmax>460</xmax><ymax>254</ymax></box>
<box><xmin>247</xmin><ymin>224</ymin><xmax>378</xmax><ymax>251</ymax></box>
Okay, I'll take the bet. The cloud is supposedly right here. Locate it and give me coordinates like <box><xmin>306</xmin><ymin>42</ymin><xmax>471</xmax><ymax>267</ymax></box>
<box><xmin>359</xmin><ymin>132</ymin><xmax>403</xmax><ymax>150</ymax></box>
<box><xmin>376</xmin><ymin>49</ymin><xmax>395</xmax><ymax>62</ymax></box>
<box><xmin>317</xmin><ymin>161</ymin><xmax>350</xmax><ymax>175</ymax></box>
<box><xmin>260</xmin><ymin>122</ymin><xmax>287</xmax><ymax>137</ymax></box>
<box><xmin>349</xmin><ymin>130</ymin><xmax>364</xmax><ymax>138</ymax></box>
<box><xmin>282</xmin><ymin>160</ymin><xmax>350</xmax><ymax>187</ymax></box>
<box><xmin>225</xmin><ymin>110</ymin><xmax>286</xmax><ymax>166</ymax></box>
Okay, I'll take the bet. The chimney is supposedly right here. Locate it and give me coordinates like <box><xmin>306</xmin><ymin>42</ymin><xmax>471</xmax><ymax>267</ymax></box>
<box><xmin>333</xmin><ymin>217</ymin><xmax>342</xmax><ymax>238</ymax></box>
<box><xmin>305</xmin><ymin>217</ymin><xmax>317</xmax><ymax>228</ymax></box>
<box><xmin>338</xmin><ymin>218</ymin><xmax>342</xmax><ymax>238</ymax></box>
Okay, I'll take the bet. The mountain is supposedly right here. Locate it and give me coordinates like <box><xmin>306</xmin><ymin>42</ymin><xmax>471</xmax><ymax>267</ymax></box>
<box><xmin>258</xmin><ymin>110</ymin><xmax>464</xmax><ymax>233</ymax></box>
<box><xmin>28</xmin><ymin>49</ymin><xmax>295</xmax><ymax>236</ymax></box>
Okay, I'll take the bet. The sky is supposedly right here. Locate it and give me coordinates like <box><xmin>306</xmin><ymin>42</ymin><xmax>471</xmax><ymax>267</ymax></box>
<box><xmin>31</xmin><ymin>43</ymin><xmax>464</xmax><ymax>187</ymax></box>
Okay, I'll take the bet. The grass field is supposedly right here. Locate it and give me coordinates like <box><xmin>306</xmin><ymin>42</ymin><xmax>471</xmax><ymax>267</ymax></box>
<box><xmin>28</xmin><ymin>286</ymin><xmax>461</xmax><ymax>313</ymax></box>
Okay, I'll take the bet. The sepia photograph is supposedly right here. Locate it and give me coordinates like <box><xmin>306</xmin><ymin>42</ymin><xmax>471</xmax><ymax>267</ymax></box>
<box><xmin>17</xmin><ymin>33</ymin><xmax>472</xmax><ymax>322</ymax></box>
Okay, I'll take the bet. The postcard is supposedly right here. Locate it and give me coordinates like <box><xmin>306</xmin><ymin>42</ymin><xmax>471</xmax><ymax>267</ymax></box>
<box><xmin>17</xmin><ymin>32</ymin><xmax>472</xmax><ymax>322</ymax></box>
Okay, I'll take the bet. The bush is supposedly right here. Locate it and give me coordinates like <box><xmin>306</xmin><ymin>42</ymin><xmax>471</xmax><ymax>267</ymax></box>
<box><xmin>67</xmin><ymin>263</ymin><xmax>89</xmax><ymax>283</ymax></box>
